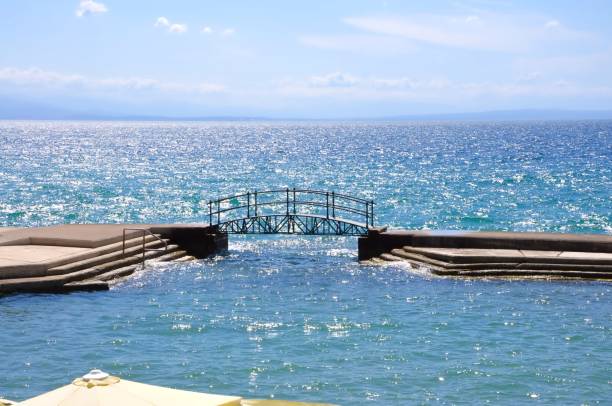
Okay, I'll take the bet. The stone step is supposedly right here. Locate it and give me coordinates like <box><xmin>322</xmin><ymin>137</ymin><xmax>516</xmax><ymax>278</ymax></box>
<box><xmin>85</xmin><ymin>249</ymin><xmax>189</xmax><ymax>285</ymax></box>
<box><xmin>391</xmin><ymin>249</ymin><xmax>450</xmax><ymax>268</ymax></box>
<box><xmin>174</xmin><ymin>255</ymin><xmax>196</xmax><ymax>262</ymax></box>
<box><xmin>386</xmin><ymin>253</ymin><xmax>447</xmax><ymax>274</ymax></box>
<box><xmin>360</xmin><ymin>257</ymin><xmax>387</xmax><ymax>265</ymax></box>
<box><xmin>62</xmin><ymin>244</ymin><xmax>181</xmax><ymax>283</ymax></box>
<box><xmin>0</xmin><ymin>234</ymin><xmax>160</xmax><ymax>280</ymax></box>
<box><xmin>392</xmin><ymin>248</ymin><xmax>612</xmax><ymax>273</ymax></box>
<box><xmin>0</xmin><ymin>244</ymin><xmax>180</xmax><ymax>293</ymax></box>
<box><xmin>379</xmin><ymin>253</ymin><xmax>403</xmax><ymax>262</ymax></box>
<box><xmin>90</xmin><ymin>265</ymin><xmax>139</xmax><ymax>282</ymax></box>
<box><xmin>514</xmin><ymin>262</ymin><xmax>612</xmax><ymax>272</ymax></box>
<box><xmin>455</xmin><ymin>269</ymin><xmax>612</xmax><ymax>279</ymax></box>
<box><xmin>152</xmin><ymin>250</ymin><xmax>189</xmax><ymax>262</ymax></box>
<box><xmin>402</xmin><ymin>246</ymin><xmax>612</xmax><ymax>266</ymax></box>
<box><xmin>60</xmin><ymin>281</ymin><xmax>110</xmax><ymax>292</ymax></box>
<box><xmin>47</xmin><ymin>238</ymin><xmax>170</xmax><ymax>276</ymax></box>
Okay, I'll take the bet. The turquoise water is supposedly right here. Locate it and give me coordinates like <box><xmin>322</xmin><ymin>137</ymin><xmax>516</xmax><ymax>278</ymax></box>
<box><xmin>0</xmin><ymin>121</ymin><xmax>610</xmax><ymax>404</ymax></box>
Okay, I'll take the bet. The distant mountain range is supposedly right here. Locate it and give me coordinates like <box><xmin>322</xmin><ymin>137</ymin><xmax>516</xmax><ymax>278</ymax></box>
<box><xmin>379</xmin><ymin>109</ymin><xmax>612</xmax><ymax>121</ymax></box>
<box><xmin>1</xmin><ymin>98</ymin><xmax>611</xmax><ymax>121</ymax></box>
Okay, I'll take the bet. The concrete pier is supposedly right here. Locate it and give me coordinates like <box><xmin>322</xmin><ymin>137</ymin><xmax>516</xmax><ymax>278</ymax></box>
<box><xmin>2</xmin><ymin>223</ymin><xmax>611</xmax><ymax>293</ymax></box>
<box><xmin>0</xmin><ymin>224</ymin><xmax>227</xmax><ymax>294</ymax></box>
<box><xmin>359</xmin><ymin>228</ymin><xmax>612</xmax><ymax>279</ymax></box>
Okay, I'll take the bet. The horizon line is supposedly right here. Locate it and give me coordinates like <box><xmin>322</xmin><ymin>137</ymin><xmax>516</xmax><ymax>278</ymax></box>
<box><xmin>2</xmin><ymin>108</ymin><xmax>612</xmax><ymax>122</ymax></box>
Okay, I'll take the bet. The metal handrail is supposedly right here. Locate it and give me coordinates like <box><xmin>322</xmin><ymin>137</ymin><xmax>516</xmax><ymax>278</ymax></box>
<box><xmin>212</xmin><ymin>188</ymin><xmax>371</xmax><ymax>205</ymax></box>
<box><xmin>122</xmin><ymin>228</ymin><xmax>168</xmax><ymax>268</ymax></box>
<box><xmin>207</xmin><ymin>188</ymin><xmax>374</xmax><ymax>228</ymax></box>
<box><xmin>210</xmin><ymin>201</ymin><xmax>368</xmax><ymax>217</ymax></box>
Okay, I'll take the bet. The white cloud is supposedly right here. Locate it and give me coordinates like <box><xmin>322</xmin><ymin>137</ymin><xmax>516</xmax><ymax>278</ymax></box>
<box><xmin>221</xmin><ymin>28</ymin><xmax>236</xmax><ymax>37</ymax></box>
<box><xmin>169</xmin><ymin>24</ymin><xmax>188</xmax><ymax>34</ymax></box>
<box><xmin>0</xmin><ymin>66</ymin><xmax>224</xmax><ymax>94</ymax></box>
<box><xmin>155</xmin><ymin>17</ymin><xmax>170</xmax><ymax>28</ymax></box>
<box><xmin>0</xmin><ymin>67</ymin><xmax>84</xmax><ymax>86</ymax></box>
<box><xmin>3</xmin><ymin>67</ymin><xmax>611</xmax><ymax>113</ymax></box>
<box><xmin>342</xmin><ymin>13</ymin><xmax>589</xmax><ymax>52</ymax></box>
<box><xmin>154</xmin><ymin>17</ymin><xmax>188</xmax><ymax>33</ymax></box>
<box><xmin>371</xmin><ymin>77</ymin><xmax>451</xmax><ymax>90</ymax></box>
<box><xmin>201</xmin><ymin>26</ymin><xmax>213</xmax><ymax>34</ymax></box>
<box><xmin>308</xmin><ymin>72</ymin><xmax>359</xmax><ymax>87</ymax></box>
<box><xmin>517</xmin><ymin>71</ymin><xmax>542</xmax><ymax>82</ymax></box>
<box><xmin>281</xmin><ymin>73</ymin><xmax>451</xmax><ymax>96</ymax></box>
<box><xmin>278</xmin><ymin>72</ymin><xmax>612</xmax><ymax>101</ymax></box>
<box><xmin>75</xmin><ymin>0</ymin><xmax>107</xmax><ymax>17</ymax></box>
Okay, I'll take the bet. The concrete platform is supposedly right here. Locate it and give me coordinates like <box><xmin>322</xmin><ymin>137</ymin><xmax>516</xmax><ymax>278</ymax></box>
<box><xmin>359</xmin><ymin>228</ymin><xmax>612</xmax><ymax>280</ymax></box>
<box><xmin>0</xmin><ymin>245</ymin><xmax>90</xmax><ymax>272</ymax></box>
<box><xmin>0</xmin><ymin>224</ymin><xmax>158</xmax><ymax>248</ymax></box>
<box><xmin>0</xmin><ymin>224</ymin><xmax>227</xmax><ymax>294</ymax></box>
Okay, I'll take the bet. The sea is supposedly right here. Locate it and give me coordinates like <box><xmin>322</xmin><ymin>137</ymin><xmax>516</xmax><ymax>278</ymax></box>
<box><xmin>0</xmin><ymin>120</ymin><xmax>610</xmax><ymax>404</ymax></box>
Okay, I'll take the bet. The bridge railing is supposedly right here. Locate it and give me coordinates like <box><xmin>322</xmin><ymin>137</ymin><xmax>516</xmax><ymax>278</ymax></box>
<box><xmin>207</xmin><ymin>188</ymin><xmax>374</xmax><ymax>228</ymax></box>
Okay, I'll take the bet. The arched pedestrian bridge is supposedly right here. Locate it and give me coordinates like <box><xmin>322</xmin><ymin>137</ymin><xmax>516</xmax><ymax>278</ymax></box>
<box><xmin>207</xmin><ymin>188</ymin><xmax>374</xmax><ymax>236</ymax></box>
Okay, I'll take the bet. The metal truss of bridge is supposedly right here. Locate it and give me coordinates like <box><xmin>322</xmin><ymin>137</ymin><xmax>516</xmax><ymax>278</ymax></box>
<box><xmin>207</xmin><ymin>188</ymin><xmax>374</xmax><ymax>236</ymax></box>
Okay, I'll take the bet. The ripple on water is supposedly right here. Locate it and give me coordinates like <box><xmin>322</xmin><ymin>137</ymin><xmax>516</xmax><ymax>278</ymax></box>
<box><xmin>0</xmin><ymin>121</ymin><xmax>611</xmax><ymax>404</ymax></box>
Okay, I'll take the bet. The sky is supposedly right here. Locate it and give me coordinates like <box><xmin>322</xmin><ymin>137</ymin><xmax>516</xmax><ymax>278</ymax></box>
<box><xmin>1</xmin><ymin>0</ymin><xmax>612</xmax><ymax>118</ymax></box>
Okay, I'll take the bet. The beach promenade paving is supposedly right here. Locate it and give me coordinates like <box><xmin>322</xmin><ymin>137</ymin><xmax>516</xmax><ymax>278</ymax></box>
<box><xmin>0</xmin><ymin>245</ymin><xmax>89</xmax><ymax>269</ymax></box>
<box><xmin>0</xmin><ymin>224</ymin><xmax>225</xmax><ymax>293</ymax></box>
<box><xmin>0</xmin><ymin>224</ymin><xmax>146</xmax><ymax>248</ymax></box>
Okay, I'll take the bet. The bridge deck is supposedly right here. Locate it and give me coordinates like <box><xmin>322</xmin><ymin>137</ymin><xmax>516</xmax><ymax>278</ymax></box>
<box><xmin>217</xmin><ymin>213</ymin><xmax>369</xmax><ymax>236</ymax></box>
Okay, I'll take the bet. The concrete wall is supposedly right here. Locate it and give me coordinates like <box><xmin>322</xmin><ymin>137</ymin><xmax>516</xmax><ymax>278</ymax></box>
<box><xmin>151</xmin><ymin>225</ymin><xmax>228</xmax><ymax>258</ymax></box>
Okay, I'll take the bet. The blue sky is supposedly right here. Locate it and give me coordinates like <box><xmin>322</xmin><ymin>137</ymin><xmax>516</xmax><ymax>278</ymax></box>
<box><xmin>1</xmin><ymin>0</ymin><xmax>612</xmax><ymax>118</ymax></box>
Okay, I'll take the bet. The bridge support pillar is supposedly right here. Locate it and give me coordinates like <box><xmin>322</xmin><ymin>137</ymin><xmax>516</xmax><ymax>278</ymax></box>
<box><xmin>150</xmin><ymin>225</ymin><xmax>228</xmax><ymax>258</ymax></box>
<box><xmin>357</xmin><ymin>226</ymin><xmax>401</xmax><ymax>261</ymax></box>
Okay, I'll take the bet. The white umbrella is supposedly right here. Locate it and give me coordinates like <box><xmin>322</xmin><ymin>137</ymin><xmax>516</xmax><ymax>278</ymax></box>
<box><xmin>17</xmin><ymin>370</ymin><xmax>242</xmax><ymax>406</ymax></box>
<box><xmin>16</xmin><ymin>370</ymin><xmax>338</xmax><ymax>406</ymax></box>
<box><xmin>241</xmin><ymin>401</ymin><xmax>337</xmax><ymax>406</ymax></box>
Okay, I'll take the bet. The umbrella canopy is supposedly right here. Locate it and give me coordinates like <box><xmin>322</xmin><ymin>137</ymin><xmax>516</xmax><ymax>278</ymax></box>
<box><xmin>241</xmin><ymin>401</ymin><xmax>337</xmax><ymax>406</ymax></box>
<box><xmin>17</xmin><ymin>370</ymin><xmax>242</xmax><ymax>406</ymax></box>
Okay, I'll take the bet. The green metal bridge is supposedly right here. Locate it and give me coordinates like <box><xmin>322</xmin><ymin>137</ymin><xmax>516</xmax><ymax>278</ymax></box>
<box><xmin>208</xmin><ymin>188</ymin><xmax>374</xmax><ymax>236</ymax></box>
